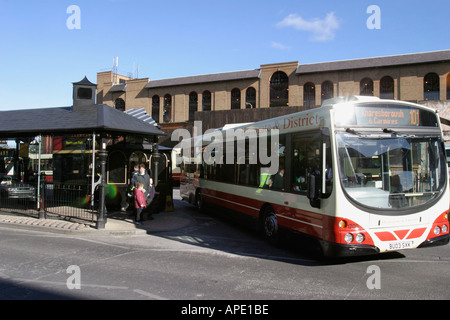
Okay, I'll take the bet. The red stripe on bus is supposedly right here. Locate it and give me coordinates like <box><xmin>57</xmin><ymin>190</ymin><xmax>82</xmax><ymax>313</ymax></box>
<box><xmin>394</xmin><ymin>229</ymin><xmax>409</xmax><ymax>240</ymax></box>
<box><xmin>200</xmin><ymin>188</ymin><xmax>378</xmax><ymax>246</ymax></box>
<box><xmin>406</xmin><ymin>228</ymin><xmax>427</xmax><ymax>239</ymax></box>
<box><xmin>201</xmin><ymin>188</ymin><xmax>325</xmax><ymax>238</ymax></box>
<box><xmin>375</xmin><ymin>232</ymin><xmax>397</xmax><ymax>241</ymax></box>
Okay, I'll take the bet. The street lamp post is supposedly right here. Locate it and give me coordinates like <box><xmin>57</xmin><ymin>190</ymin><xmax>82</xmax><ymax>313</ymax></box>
<box><xmin>152</xmin><ymin>142</ymin><xmax>161</xmax><ymax>188</ymax></box>
<box><xmin>96</xmin><ymin>137</ymin><xmax>108</xmax><ymax>229</ymax></box>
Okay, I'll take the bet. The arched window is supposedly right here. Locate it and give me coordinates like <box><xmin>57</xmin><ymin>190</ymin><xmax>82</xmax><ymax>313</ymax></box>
<box><xmin>152</xmin><ymin>95</ymin><xmax>160</xmax><ymax>123</ymax></box>
<box><xmin>202</xmin><ymin>90</ymin><xmax>211</xmax><ymax>111</ymax></box>
<box><xmin>303</xmin><ymin>82</ymin><xmax>316</xmax><ymax>107</ymax></box>
<box><xmin>246</xmin><ymin>87</ymin><xmax>256</xmax><ymax>109</ymax></box>
<box><xmin>380</xmin><ymin>76</ymin><xmax>394</xmax><ymax>99</ymax></box>
<box><xmin>321</xmin><ymin>81</ymin><xmax>333</xmax><ymax>101</ymax></box>
<box><xmin>360</xmin><ymin>78</ymin><xmax>374</xmax><ymax>96</ymax></box>
<box><xmin>114</xmin><ymin>98</ymin><xmax>125</xmax><ymax>111</ymax></box>
<box><xmin>270</xmin><ymin>71</ymin><xmax>289</xmax><ymax>107</ymax></box>
<box><xmin>189</xmin><ymin>91</ymin><xmax>198</xmax><ymax>121</ymax></box>
<box><xmin>231</xmin><ymin>88</ymin><xmax>241</xmax><ymax>109</ymax></box>
<box><xmin>129</xmin><ymin>152</ymin><xmax>148</xmax><ymax>171</ymax></box>
<box><xmin>424</xmin><ymin>73</ymin><xmax>440</xmax><ymax>101</ymax></box>
<box><xmin>163</xmin><ymin>94</ymin><xmax>172</xmax><ymax>123</ymax></box>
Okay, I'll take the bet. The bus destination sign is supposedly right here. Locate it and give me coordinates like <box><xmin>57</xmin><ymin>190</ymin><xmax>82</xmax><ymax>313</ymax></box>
<box><xmin>356</xmin><ymin>106</ymin><xmax>417</xmax><ymax>126</ymax></box>
<box><xmin>335</xmin><ymin>104</ymin><xmax>438</xmax><ymax>127</ymax></box>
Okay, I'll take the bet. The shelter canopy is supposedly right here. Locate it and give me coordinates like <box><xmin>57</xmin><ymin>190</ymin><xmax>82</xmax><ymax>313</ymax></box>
<box><xmin>0</xmin><ymin>104</ymin><xmax>165</xmax><ymax>139</ymax></box>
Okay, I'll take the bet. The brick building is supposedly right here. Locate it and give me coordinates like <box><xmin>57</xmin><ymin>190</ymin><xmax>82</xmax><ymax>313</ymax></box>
<box><xmin>96</xmin><ymin>50</ymin><xmax>450</xmax><ymax>142</ymax></box>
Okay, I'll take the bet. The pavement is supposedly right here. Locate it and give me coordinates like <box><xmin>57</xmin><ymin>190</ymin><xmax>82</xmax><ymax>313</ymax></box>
<box><xmin>0</xmin><ymin>190</ymin><xmax>193</xmax><ymax>236</ymax></box>
<box><xmin>0</xmin><ymin>211</ymin><xmax>192</xmax><ymax>235</ymax></box>
<box><xmin>0</xmin><ymin>210</ymin><xmax>193</xmax><ymax>235</ymax></box>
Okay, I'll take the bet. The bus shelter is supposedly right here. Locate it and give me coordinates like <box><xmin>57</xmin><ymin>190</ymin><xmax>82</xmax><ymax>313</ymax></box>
<box><xmin>0</xmin><ymin>101</ymin><xmax>165</xmax><ymax>229</ymax></box>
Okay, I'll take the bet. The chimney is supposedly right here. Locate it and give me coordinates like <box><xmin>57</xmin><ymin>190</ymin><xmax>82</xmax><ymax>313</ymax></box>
<box><xmin>72</xmin><ymin>76</ymin><xmax>97</xmax><ymax>110</ymax></box>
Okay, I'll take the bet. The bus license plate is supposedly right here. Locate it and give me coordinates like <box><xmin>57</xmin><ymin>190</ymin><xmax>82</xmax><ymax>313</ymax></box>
<box><xmin>388</xmin><ymin>241</ymin><xmax>413</xmax><ymax>251</ymax></box>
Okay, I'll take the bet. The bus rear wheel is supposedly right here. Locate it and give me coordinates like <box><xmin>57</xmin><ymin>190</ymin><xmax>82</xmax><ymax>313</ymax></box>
<box><xmin>261</xmin><ymin>207</ymin><xmax>279</xmax><ymax>243</ymax></box>
<box><xmin>195</xmin><ymin>189</ymin><xmax>204</xmax><ymax>212</ymax></box>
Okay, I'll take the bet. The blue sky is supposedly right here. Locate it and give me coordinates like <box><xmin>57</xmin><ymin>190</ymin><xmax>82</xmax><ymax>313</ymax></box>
<box><xmin>0</xmin><ymin>0</ymin><xmax>448</xmax><ymax>110</ymax></box>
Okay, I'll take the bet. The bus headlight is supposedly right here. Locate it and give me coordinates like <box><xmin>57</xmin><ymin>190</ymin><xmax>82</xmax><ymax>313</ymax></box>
<box><xmin>433</xmin><ymin>226</ymin><xmax>441</xmax><ymax>235</ymax></box>
<box><xmin>355</xmin><ymin>233</ymin><xmax>365</xmax><ymax>243</ymax></box>
<box><xmin>344</xmin><ymin>233</ymin><xmax>353</xmax><ymax>243</ymax></box>
<box><xmin>442</xmin><ymin>224</ymin><xmax>448</xmax><ymax>234</ymax></box>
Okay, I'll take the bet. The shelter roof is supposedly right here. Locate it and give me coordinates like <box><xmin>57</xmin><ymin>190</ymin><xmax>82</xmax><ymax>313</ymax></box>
<box><xmin>0</xmin><ymin>104</ymin><xmax>165</xmax><ymax>138</ymax></box>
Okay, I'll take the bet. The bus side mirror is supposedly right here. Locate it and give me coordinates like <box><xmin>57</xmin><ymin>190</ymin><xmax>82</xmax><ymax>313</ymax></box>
<box><xmin>307</xmin><ymin>173</ymin><xmax>321</xmax><ymax>209</ymax></box>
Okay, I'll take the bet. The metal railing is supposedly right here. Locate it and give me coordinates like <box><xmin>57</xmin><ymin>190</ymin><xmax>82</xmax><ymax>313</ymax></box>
<box><xmin>0</xmin><ymin>181</ymin><xmax>96</xmax><ymax>222</ymax></box>
<box><xmin>44</xmin><ymin>183</ymin><xmax>96</xmax><ymax>222</ymax></box>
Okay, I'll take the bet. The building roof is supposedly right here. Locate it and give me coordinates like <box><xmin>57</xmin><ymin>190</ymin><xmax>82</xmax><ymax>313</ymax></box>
<box><xmin>145</xmin><ymin>69</ymin><xmax>260</xmax><ymax>89</ymax></box>
<box><xmin>72</xmin><ymin>76</ymin><xmax>97</xmax><ymax>86</ymax></box>
<box><xmin>109</xmin><ymin>83</ymin><xmax>126</xmax><ymax>92</ymax></box>
<box><xmin>296</xmin><ymin>50</ymin><xmax>450</xmax><ymax>74</ymax></box>
<box><xmin>0</xmin><ymin>104</ymin><xmax>165</xmax><ymax>138</ymax></box>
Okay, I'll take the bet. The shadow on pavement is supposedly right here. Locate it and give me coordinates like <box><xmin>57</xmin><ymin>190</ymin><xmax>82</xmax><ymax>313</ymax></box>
<box><xmin>151</xmin><ymin>194</ymin><xmax>406</xmax><ymax>267</ymax></box>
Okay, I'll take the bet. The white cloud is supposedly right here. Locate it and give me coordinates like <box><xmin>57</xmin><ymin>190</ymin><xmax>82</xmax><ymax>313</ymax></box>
<box><xmin>271</xmin><ymin>41</ymin><xmax>291</xmax><ymax>50</ymax></box>
<box><xmin>277</xmin><ymin>12</ymin><xmax>340</xmax><ymax>41</ymax></box>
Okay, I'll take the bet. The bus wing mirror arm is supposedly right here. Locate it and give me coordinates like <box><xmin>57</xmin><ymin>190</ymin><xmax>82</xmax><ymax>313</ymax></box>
<box><xmin>307</xmin><ymin>173</ymin><xmax>321</xmax><ymax>209</ymax></box>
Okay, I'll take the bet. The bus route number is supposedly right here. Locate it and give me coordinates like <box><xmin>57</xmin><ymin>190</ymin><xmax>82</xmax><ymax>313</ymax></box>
<box><xmin>410</xmin><ymin>110</ymin><xmax>420</xmax><ymax>125</ymax></box>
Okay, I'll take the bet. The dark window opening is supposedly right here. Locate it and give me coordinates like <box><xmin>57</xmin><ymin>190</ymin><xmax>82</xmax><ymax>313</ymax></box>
<box><xmin>114</xmin><ymin>98</ymin><xmax>125</xmax><ymax>111</ymax></box>
<box><xmin>231</xmin><ymin>88</ymin><xmax>241</xmax><ymax>109</ymax></box>
<box><xmin>321</xmin><ymin>81</ymin><xmax>333</xmax><ymax>102</ymax></box>
<box><xmin>152</xmin><ymin>95</ymin><xmax>160</xmax><ymax>123</ymax></box>
<box><xmin>202</xmin><ymin>90</ymin><xmax>211</xmax><ymax>111</ymax></box>
<box><xmin>77</xmin><ymin>88</ymin><xmax>92</xmax><ymax>100</ymax></box>
<box><xmin>246</xmin><ymin>87</ymin><xmax>256</xmax><ymax>109</ymax></box>
<box><xmin>163</xmin><ymin>94</ymin><xmax>172</xmax><ymax>123</ymax></box>
<box><xmin>380</xmin><ymin>76</ymin><xmax>394</xmax><ymax>99</ymax></box>
<box><xmin>189</xmin><ymin>91</ymin><xmax>198</xmax><ymax>121</ymax></box>
<box><xmin>360</xmin><ymin>78</ymin><xmax>374</xmax><ymax>96</ymax></box>
<box><xmin>424</xmin><ymin>73</ymin><xmax>440</xmax><ymax>101</ymax></box>
<box><xmin>304</xmin><ymin>82</ymin><xmax>316</xmax><ymax>107</ymax></box>
<box><xmin>270</xmin><ymin>71</ymin><xmax>289</xmax><ymax>107</ymax></box>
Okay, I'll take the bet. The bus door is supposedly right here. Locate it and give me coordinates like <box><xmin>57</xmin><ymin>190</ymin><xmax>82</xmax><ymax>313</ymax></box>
<box><xmin>290</xmin><ymin>129</ymin><xmax>332</xmax><ymax>209</ymax></box>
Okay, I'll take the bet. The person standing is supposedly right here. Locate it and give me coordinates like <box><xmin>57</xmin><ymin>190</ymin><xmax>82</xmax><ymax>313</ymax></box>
<box><xmin>272</xmin><ymin>168</ymin><xmax>285</xmax><ymax>191</ymax></box>
<box><xmin>133</xmin><ymin>182</ymin><xmax>147</xmax><ymax>225</ymax></box>
<box><xmin>134</xmin><ymin>163</ymin><xmax>154</xmax><ymax>220</ymax></box>
<box><xmin>129</xmin><ymin>163</ymin><xmax>139</xmax><ymax>192</ymax></box>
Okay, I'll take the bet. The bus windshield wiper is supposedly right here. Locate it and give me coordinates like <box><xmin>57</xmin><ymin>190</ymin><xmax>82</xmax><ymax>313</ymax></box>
<box><xmin>346</xmin><ymin>128</ymin><xmax>359</xmax><ymax>135</ymax></box>
<box><xmin>383</xmin><ymin>128</ymin><xmax>396</xmax><ymax>134</ymax></box>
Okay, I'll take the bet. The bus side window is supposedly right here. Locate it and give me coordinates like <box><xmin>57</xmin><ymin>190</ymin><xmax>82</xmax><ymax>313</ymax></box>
<box><xmin>257</xmin><ymin>134</ymin><xmax>286</xmax><ymax>190</ymax></box>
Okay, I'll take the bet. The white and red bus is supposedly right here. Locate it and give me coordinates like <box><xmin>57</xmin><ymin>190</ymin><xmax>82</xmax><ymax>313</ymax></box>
<box><xmin>171</xmin><ymin>147</ymin><xmax>181</xmax><ymax>185</ymax></box>
<box><xmin>180</xmin><ymin>96</ymin><xmax>449</xmax><ymax>257</ymax></box>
